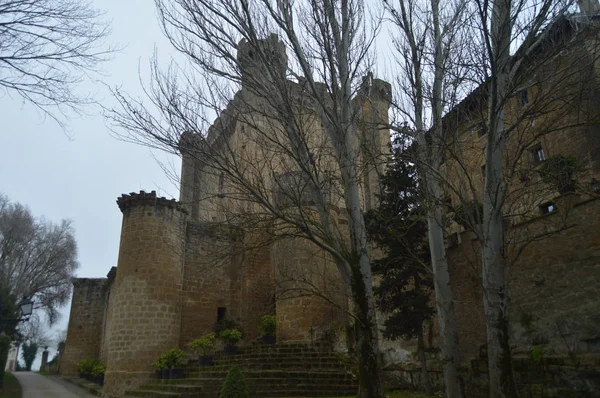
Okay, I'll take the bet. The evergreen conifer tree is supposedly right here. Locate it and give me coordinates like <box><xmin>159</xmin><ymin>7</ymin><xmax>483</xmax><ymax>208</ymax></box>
<box><xmin>365</xmin><ymin>137</ymin><xmax>434</xmax><ymax>394</ymax></box>
<box><xmin>219</xmin><ymin>366</ymin><xmax>249</xmax><ymax>398</ymax></box>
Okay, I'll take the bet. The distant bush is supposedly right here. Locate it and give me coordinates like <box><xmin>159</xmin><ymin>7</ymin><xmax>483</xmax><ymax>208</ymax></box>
<box><xmin>219</xmin><ymin>366</ymin><xmax>249</xmax><ymax>398</ymax></box>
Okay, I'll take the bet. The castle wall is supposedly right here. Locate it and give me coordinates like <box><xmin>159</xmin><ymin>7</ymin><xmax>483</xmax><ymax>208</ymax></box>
<box><xmin>179</xmin><ymin>222</ymin><xmax>242</xmax><ymax>346</ymax></box>
<box><xmin>103</xmin><ymin>192</ymin><xmax>186</xmax><ymax>397</ymax></box>
<box><xmin>60</xmin><ymin>278</ymin><xmax>107</xmax><ymax>377</ymax></box>
<box><xmin>99</xmin><ymin>267</ymin><xmax>116</xmax><ymax>364</ymax></box>
<box><xmin>238</xmin><ymin>230</ymin><xmax>275</xmax><ymax>341</ymax></box>
<box><xmin>273</xmin><ymin>236</ymin><xmax>348</xmax><ymax>342</ymax></box>
<box><xmin>448</xmin><ymin>197</ymin><xmax>600</xmax><ymax>362</ymax></box>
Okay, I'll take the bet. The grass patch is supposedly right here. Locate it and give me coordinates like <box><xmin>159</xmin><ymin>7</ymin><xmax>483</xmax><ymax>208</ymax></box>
<box><xmin>0</xmin><ymin>372</ymin><xmax>22</xmax><ymax>398</ymax></box>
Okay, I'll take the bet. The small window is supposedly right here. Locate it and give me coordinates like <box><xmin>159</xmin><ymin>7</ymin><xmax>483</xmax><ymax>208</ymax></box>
<box><xmin>518</xmin><ymin>89</ymin><xmax>529</xmax><ymax>106</ymax></box>
<box><xmin>539</xmin><ymin>202</ymin><xmax>557</xmax><ymax>215</ymax></box>
<box><xmin>481</xmin><ymin>164</ymin><xmax>486</xmax><ymax>178</ymax></box>
<box><xmin>217</xmin><ymin>307</ymin><xmax>227</xmax><ymax>322</ymax></box>
<box><xmin>531</xmin><ymin>145</ymin><xmax>545</xmax><ymax>163</ymax></box>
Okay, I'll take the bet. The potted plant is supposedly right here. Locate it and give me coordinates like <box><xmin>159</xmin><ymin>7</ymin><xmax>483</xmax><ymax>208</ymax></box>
<box><xmin>91</xmin><ymin>362</ymin><xmax>106</xmax><ymax>386</ymax></box>
<box><xmin>259</xmin><ymin>315</ymin><xmax>276</xmax><ymax>345</ymax></box>
<box><xmin>164</xmin><ymin>348</ymin><xmax>186</xmax><ymax>379</ymax></box>
<box><xmin>188</xmin><ymin>333</ymin><xmax>216</xmax><ymax>366</ymax></box>
<box><xmin>219</xmin><ymin>329</ymin><xmax>242</xmax><ymax>355</ymax></box>
<box><xmin>77</xmin><ymin>359</ymin><xmax>98</xmax><ymax>381</ymax></box>
<box><xmin>152</xmin><ymin>356</ymin><xmax>167</xmax><ymax>379</ymax></box>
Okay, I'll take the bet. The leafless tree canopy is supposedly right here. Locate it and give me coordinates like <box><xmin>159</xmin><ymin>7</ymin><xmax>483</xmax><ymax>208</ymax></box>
<box><xmin>0</xmin><ymin>193</ymin><xmax>79</xmax><ymax>324</ymax></box>
<box><xmin>0</xmin><ymin>0</ymin><xmax>110</xmax><ymax>126</ymax></box>
<box><xmin>107</xmin><ymin>0</ymin><xmax>389</xmax><ymax>395</ymax></box>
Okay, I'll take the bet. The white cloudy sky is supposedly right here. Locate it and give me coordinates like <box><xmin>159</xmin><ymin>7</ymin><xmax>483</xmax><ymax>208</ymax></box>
<box><xmin>0</xmin><ymin>0</ymin><xmax>180</xmax><ymax>340</ymax></box>
<box><xmin>0</xmin><ymin>0</ymin><xmax>395</xmax><ymax>353</ymax></box>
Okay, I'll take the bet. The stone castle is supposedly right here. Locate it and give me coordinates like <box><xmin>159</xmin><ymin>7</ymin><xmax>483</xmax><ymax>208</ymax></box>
<box><xmin>60</xmin><ymin>16</ymin><xmax>600</xmax><ymax>397</ymax></box>
<box><xmin>60</xmin><ymin>34</ymin><xmax>392</xmax><ymax>396</ymax></box>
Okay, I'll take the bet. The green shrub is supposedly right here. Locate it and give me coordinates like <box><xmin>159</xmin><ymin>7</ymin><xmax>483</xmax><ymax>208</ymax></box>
<box><xmin>219</xmin><ymin>366</ymin><xmax>249</xmax><ymax>398</ymax></box>
<box><xmin>260</xmin><ymin>315</ymin><xmax>276</xmax><ymax>337</ymax></box>
<box><xmin>188</xmin><ymin>333</ymin><xmax>217</xmax><ymax>356</ymax></box>
<box><xmin>214</xmin><ymin>318</ymin><xmax>244</xmax><ymax>338</ymax></box>
<box><xmin>219</xmin><ymin>329</ymin><xmax>242</xmax><ymax>346</ymax></box>
<box><xmin>153</xmin><ymin>348</ymin><xmax>185</xmax><ymax>370</ymax></box>
<box><xmin>91</xmin><ymin>363</ymin><xmax>107</xmax><ymax>377</ymax></box>
<box><xmin>531</xmin><ymin>346</ymin><xmax>544</xmax><ymax>363</ymax></box>
<box><xmin>77</xmin><ymin>359</ymin><xmax>100</xmax><ymax>375</ymax></box>
<box><xmin>152</xmin><ymin>356</ymin><xmax>167</xmax><ymax>371</ymax></box>
<box><xmin>163</xmin><ymin>348</ymin><xmax>185</xmax><ymax>368</ymax></box>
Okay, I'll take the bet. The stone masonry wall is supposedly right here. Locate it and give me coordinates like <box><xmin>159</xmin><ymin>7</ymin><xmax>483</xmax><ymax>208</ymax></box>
<box><xmin>239</xmin><ymin>230</ymin><xmax>275</xmax><ymax>341</ymax></box>
<box><xmin>60</xmin><ymin>278</ymin><xmax>107</xmax><ymax>377</ymax></box>
<box><xmin>179</xmin><ymin>222</ymin><xmax>242</xmax><ymax>347</ymax></box>
<box><xmin>448</xmin><ymin>197</ymin><xmax>600</xmax><ymax>363</ymax></box>
<box><xmin>103</xmin><ymin>192</ymin><xmax>186</xmax><ymax>397</ymax></box>
<box><xmin>273</xmin><ymin>236</ymin><xmax>348</xmax><ymax>342</ymax></box>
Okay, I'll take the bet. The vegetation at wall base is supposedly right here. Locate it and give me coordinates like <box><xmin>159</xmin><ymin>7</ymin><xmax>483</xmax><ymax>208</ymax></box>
<box><xmin>219</xmin><ymin>366</ymin><xmax>249</xmax><ymax>398</ymax></box>
<box><xmin>0</xmin><ymin>372</ymin><xmax>22</xmax><ymax>398</ymax></box>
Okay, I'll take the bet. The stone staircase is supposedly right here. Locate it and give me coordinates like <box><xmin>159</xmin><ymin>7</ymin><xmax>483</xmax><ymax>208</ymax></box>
<box><xmin>124</xmin><ymin>344</ymin><xmax>358</xmax><ymax>398</ymax></box>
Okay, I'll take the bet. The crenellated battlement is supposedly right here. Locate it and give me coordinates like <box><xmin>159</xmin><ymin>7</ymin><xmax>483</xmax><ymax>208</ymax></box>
<box><xmin>116</xmin><ymin>190</ymin><xmax>187</xmax><ymax>214</ymax></box>
<box><xmin>356</xmin><ymin>73</ymin><xmax>392</xmax><ymax>104</ymax></box>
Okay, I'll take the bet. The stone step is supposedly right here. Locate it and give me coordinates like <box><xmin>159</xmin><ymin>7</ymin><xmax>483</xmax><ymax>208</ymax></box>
<box><xmin>157</xmin><ymin>375</ymin><xmax>355</xmax><ymax>386</ymax></box>
<box><xmin>128</xmin><ymin>384</ymin><xmax>357</xmax><ymax>398</ymax></box>
<box><xmin>126</xmin><ymin>390</ymin><xmax>182</xmax><ymax>398</ymax></box>
<box><xmin>210</xmin><ymin>350</ymin><xmax>324</xmax><ymax>358</ymax></box>
<box><xmin>187</xmin><ymin>362</ymin><xmax>346</xmax><ymax>373</ymax></box>
<box><xmin>180</xmin><ymin>369</ymin><xmax>353</xmax><ymax>378</ymax></box>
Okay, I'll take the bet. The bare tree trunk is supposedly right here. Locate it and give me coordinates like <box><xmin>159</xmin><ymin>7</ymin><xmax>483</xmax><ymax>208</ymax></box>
<box><xmin>418</xmin><ymin>327</ymin><xmax>433</xmax><ymax>395</ymax></box>
<box><xmin>340</xmin><ymin>144</ymin><xmax>385</xmax><ymax>398</ymax></box>
<box><xmin>483</xmin><ymin>0</ymin><xmax>519</xmax><ymax>396</ymax></box>
<box><xmin>424</xmin><ymin>180</ymin><xmax>464</xmax><ymax>398</ymax></box>
<box><xmin>424</xmin><ymin>1</ymin><xmax>465</xmax><ymax>396</ymax></box>
<box><xmin>352</xmin><ymin>272</ymin><xmax>385</xmax><ymax>398</ymax></box>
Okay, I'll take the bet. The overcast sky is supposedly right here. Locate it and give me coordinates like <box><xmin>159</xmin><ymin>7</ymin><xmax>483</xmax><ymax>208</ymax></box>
<box><xmin>0</xmin><ymin>0</ymin><xmax>179</xmax><ymax>340</ymax></box>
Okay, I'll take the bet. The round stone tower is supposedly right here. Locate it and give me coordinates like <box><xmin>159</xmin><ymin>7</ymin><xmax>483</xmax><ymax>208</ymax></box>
<box><xmin>103</xmin><ymin>191</ymin><xmax>186</xmax><ymax>396</ymax></box>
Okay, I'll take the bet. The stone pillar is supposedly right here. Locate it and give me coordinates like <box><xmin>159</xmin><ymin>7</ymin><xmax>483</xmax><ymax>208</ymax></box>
<box><xmin>40</xmin><ymin>349</ymin><xmax>49</xmax><ymax>372</ymax></box>
<box><xmin>103</xmin><ymin>191</ymin><xmax>187</xmax><ymax>397</ymax></box>
<box><xmin>60</xmin><ymin>278</ymin><xmax>107</xmax><ymax>377</ymax></box>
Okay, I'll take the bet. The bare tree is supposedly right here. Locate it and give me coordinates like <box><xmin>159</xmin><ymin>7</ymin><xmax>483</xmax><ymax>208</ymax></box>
<box><xmin>382</xmin><ymin>0</ymin><xmax>475</xmax><ymax>395</ymax></box>
<box><xmin>0</xmin><ymin>193</ymin><xmax>79</xmax><ymax>323</ymax></box>
<box><xmin>423</xmin><ymin>1</ymin><xmax>600</xmax><ymax>396</ymax></box>
<box><xmin>107</xmin><ymin>1</ymin><xmax>389</xmax><ymax>396</ymax></box>
<box><xmin>0</xmin><ymin>0</ymin><xmax>111</xmax><ymax>127</ymax></box>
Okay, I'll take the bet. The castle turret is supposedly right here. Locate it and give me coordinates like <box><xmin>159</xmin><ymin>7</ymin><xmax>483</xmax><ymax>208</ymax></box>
<box><xmin>179</xmin><ymin>131</ymin><xmax>202</xmax><ymax>220</ymax></box>
<box><xmin>103</xmin><ymin>191</ymin><xmax>187</xmax><ymax>397</ymax></box>
<box><xmin>237</xmin><ymin>34</ymin><xmax>288</xmax><ymax>89</ymax></box>
<box><xmin>355</xmin><ymin>73</ymin><xmax>392</xmax><ymax>211</ymax></box>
